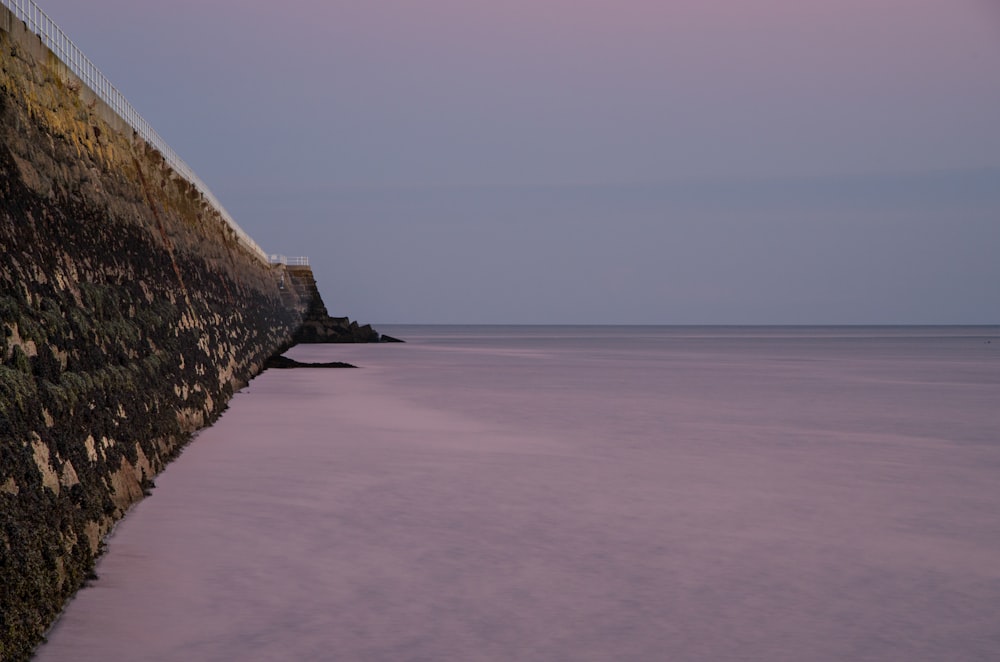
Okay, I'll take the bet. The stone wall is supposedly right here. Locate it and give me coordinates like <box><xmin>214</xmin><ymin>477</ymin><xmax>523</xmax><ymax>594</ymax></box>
<box><xmin>0</xmin><ymin>12</ymin><xmax>311</xmax><ymax>659</ymax></box>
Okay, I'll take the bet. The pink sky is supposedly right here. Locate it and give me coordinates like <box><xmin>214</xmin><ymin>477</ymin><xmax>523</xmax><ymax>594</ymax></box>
<box><xmin>41</xmin><ymin>0</ymin><xmax>1000</xmax><ymax>184</ymax></box>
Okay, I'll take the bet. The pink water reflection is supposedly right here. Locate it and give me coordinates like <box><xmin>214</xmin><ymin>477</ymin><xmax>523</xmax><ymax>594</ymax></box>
<box><xmin>37</xmin><ymin>327</ymin><xmax>1000</xmax><ymax>661</ymax></box>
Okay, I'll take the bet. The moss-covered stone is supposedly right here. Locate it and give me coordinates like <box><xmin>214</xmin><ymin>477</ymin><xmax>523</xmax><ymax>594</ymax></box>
<box><xmin>0</xmin><ymin>14</ymin><xmax>314</xmax><ymax>660</ymax></box>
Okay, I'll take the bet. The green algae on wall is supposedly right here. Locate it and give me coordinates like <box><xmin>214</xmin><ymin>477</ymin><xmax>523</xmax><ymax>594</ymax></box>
<box><xmin>0</xmin><ymin>14</ymin><xmax>310</xmax><ymax>660</ymax></box>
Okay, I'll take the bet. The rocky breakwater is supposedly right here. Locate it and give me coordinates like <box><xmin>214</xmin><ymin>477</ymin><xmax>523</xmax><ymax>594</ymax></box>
<box><xmin>286</xmin><ymin>265</ymin><xmax>385</xmax><ymax>343</ymax></box>
<box><xmin>0</xmin><ymin>13</ymin><xmax>318</xmax><ymax>660</ymax></box>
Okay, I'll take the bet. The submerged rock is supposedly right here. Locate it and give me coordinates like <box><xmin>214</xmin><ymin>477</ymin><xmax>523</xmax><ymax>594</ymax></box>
<box><xmin>264</xmin><ymin>355</ymin><xmax>357</xmax><ymax>369</ymax></box>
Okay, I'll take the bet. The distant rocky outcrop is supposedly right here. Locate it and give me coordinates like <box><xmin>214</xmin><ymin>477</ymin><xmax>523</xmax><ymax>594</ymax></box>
<box><xmin>285</xmin><ymin>265</ymin><xmax>389</xmax><ymax>343</ymax></box>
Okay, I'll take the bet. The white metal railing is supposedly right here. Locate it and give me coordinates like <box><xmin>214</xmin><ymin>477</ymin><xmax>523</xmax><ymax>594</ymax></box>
<box><xmin>1</xmin><ymin>0</ymin><xmax>271</xmax><ymax>264</ymax></box>
<box><xmin>268</xmin><ymin>255</ymin><xmax>310</xmax><ymax>267</ymax></box>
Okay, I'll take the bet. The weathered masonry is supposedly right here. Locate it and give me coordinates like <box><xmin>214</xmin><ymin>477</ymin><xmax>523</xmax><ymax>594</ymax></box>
<box><xmin>0</xmin><ymin>3</ymin><xmax>360</xmax><ymax>658</ymax></box>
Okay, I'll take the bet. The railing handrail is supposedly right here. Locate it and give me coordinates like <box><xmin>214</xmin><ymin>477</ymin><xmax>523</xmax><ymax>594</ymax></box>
<box><xmin>1</xmin><ymin>0</ymin><xmax>270</xmax><ymax>264</ymax></box>
<box><xmin>268</xmin><ymin>255</ymin><xmax>310</xmax><ymax>267</ymax></box>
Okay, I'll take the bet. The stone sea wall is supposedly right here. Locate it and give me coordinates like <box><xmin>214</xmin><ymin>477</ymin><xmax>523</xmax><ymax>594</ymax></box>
<box><xmin>0</xmin><ymin>11</ymin><xmax>313</xmax><ymax>659</ymax></box>
<box><xmin>288</xmin><ymin>266</ymin><xmax>382</xmax><ymax>343</ymax></box>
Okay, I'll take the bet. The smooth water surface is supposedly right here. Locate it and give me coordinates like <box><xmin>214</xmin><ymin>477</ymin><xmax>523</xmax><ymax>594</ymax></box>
<box><xmin>37</xmin><ymin>326</ymin><xmax>1000</xmax><ymax>661</ymax></box>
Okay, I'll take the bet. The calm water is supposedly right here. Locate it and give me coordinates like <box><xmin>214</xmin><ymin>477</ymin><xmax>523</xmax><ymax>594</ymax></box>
<box><xmin>37</xmin><ymin>326</ymin><xmax>1000</xmax><ymax>661</ymax></box>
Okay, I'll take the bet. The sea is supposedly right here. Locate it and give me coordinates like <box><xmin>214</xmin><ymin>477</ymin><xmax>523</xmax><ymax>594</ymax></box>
<box><xmin>36</xmin><ymin>326</ymin><xmax>1000</xmax><ymax>661</ymax></box>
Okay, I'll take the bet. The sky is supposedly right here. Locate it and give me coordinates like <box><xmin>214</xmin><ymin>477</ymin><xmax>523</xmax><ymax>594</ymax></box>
<box><xmin>35</xmin><ymin>0</ymin><xmax>1000</xmax><ymax>324</ymax></box>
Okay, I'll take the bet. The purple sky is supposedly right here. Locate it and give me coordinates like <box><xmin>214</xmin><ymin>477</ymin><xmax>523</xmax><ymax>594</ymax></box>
<box><xmin>36</xmin><ymin>0</ymin><xmax>1000</xmax><ymax>323</ymax></box>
